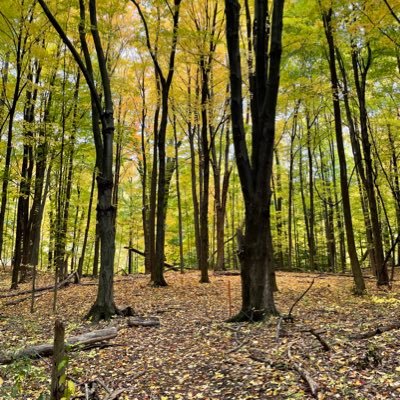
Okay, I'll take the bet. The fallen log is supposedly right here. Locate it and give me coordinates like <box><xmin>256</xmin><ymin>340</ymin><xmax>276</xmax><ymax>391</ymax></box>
<box><xmin>349</xmin><ymin>322</ymin><xmax>400</xmax><ymax>340</ymax></box>
<box><xmin>213</xmin><ymin>270</ymin><xmax>241</xmax><ymax>276</ymax></box>
<box><xmin>128</xmin><ymin>316</ymin><xmax>160</xmax><ymax>327</ymax></box>
<box><xmin>0</xmin><ymin>271</ymin><xmax>78</xmax><ymax>299</ymax></box>
<box><xmin>0</xmin><ymin>326</ymin><xmax>118</xmax><ymax>364</ymax></box>
<box><xmin>5</xmin><ymin>291</ymin><xmax>46</xmax><ymax>306</ymax></box>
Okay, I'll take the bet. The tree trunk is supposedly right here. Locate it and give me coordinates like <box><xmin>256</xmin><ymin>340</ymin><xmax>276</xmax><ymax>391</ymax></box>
<box><xmin>77</xmin><ymin>168</ymin><xmax>96</xmax><ymax>279</ymax></box>
<box><xmin>11</xmin><ymin>64</ymin><xmax>39</xmax><ymax>287</ymax></box>
<box><xmin>288</xmin><ymin>102</ymin><xmax>300</xmax><ymax>270</ymax></box>
<box><xmin>306</xmin><ymin>112</ymin><xmax>316</xmax><ymax>270</ymax></box>
<box><xmin>351</xmin><ymin>44</ymin><xmax>388</xmax><ymax>285</ymax></box>
<box><xmin>50</xmin><ymin>320</ymin><xmax>66</xmax><ymax>400</ymax></box>
<box><xmin>198</xmin><ymin>57</ymin><xmax>211</xmax><ymax>283</ymax></box>
<box><xmin>225</xmin><ymin>0</ymin><xmax>284</xmax><ymax>321</ymax></box>
<box><xmin>273</xmin><ymin>149</ymin><xmax>284</xmax><ymax>270</ymax></box>
<box><xmin>321</xmin><ymin>7</ymin><xmax>365</xmax><ymax>293</ymax></box>
<box><xmin>173</xmin><ymin>115</ymin><xmax>185</xmax><ymax>273</ymax></box>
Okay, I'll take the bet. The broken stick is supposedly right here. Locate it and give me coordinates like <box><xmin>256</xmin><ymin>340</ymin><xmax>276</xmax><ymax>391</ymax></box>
<box><xmin>288</xmin><ymin>343</ymin><xmax>319</xmax><ymax>398</ymax></box>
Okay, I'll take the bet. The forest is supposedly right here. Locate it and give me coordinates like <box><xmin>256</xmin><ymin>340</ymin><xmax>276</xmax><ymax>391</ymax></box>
<box><xmin>0</xmin><ymin>0</ymin><xmax>399</xmax><ymax>398</ymax></box>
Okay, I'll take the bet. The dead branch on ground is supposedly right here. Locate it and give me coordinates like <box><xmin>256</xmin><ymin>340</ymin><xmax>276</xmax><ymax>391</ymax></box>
<box><xmin>288</xmin><ymin>342</ymin><xmax>319</xmax><ymax>398</ymax></box>
<box><xmin>349</xmin><ymin>322</ymin><xmax>400</xmax><ymax>340</ymax></box>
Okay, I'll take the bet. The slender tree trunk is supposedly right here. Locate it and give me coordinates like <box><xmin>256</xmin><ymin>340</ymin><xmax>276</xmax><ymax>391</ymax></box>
<box><xmin>273</xmin><ymin>149</ymin><xmax>284</xmax><ymax>270</ymax></box>
<box><xmin>321</xmin><ymin>7</ymin><xmax>365</xmax><ymax>293</ymax></box>
<box><xmin>299</xmin><ymin>147</ymin><xmax>311</xmax><ymax>268</ymax></box>
<box><xmin>351</xmin><ymin>44</ymin><xmax>388</xmax><ymax>285</ymax></box>
<box><xmin>288</xmin><ymin>102</ymin><xmax>300</xmax><ymax>270</ymax></box>
<box><xmin>306</xmin><ymin>113</ymin><xmax>316</xmax><ymax>270</ymax></box>
<box><xmin>212</xmin><ymin>123</ymin><xmax>231</xmax><ymax>272</ymax></box>
<box><xmin>77</xmin><ymin>168</ymin><xmax>96</xmax><ymax>279</ymax></box>
<box><xmin>337</xmin><ymin>50</ymin><xmax>375</xmax><ymax>273</ymax></box>
<box><xmin>92</xmin><ymin>221</ymin><xmax>100</xmax><ymax>278</ymax></box>
<box><xmin>319</xmin><ymin>146</ymin><xmax>336</xmax><ymax>271</ymax></box>
<box><xmin>388</xmin><ymin>127</ymin><xmax>400</xmax><ymax>265</ymax></box>
<box><xmin>0</xmin><ymin>52</ymin><xmax>10</xmax><ymax>140</ymax></box>
<box><xmin>138</xmin><ymin>73</ymin><xmax>151</xmax><ymax>275</ymax></box>
<box><xmin>198</xmin><ymin>57</ymin><xmax>210</xmax><ymax>283</ymax></box>
<box><xmin>148</xmin><ymin>85</ymin><xmax>160</xmax><ymax>279</ymax></box>
<box><xmin>173</xmin><ymin>115</ymin><xmax>184</xmax><ymax>273</ymax></box>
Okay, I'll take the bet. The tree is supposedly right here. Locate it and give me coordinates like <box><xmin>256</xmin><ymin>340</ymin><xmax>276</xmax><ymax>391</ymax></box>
<box><xmin>38</xmin><ymin>0</ymin><xmax>118</xmax><ymax>321</ymax></box>
<box><xmin>224</xmin><ymin>0</ymin><xmax>284</xmax><ymax>321</ymax></box>
<box><xmin>131</xmin><ymin>0</ymin><xmax>182</xmax><ymax>286</ymax></box>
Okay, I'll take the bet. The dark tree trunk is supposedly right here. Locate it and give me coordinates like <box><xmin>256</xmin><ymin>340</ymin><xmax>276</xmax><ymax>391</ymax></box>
<box><xmin>273</xmin><ymin>149</ymin><xmax>284</xmax><ymax>270</ymax></box>
<box><xmin>56</xmin><ymin>71</ymin><xmax>79</xmax><ymax>282</ymax></box>
<box><xmin>388</xmin><ymin>128</ymin><xmax>400</xmax><ymax>265</ymax></box>
<box><xmin>351</xmin><ymin>44</ymin><xmax>388</xmax><ymax>285</ymax></box>
<box><xmin>212</xmin><ymin>123</ymin><xmax>231</xmax><ymax>272</ymax></box>
<box><xmin>319</xmin><ymin>146</ymin><xmax>336</xmax><ymax>272</ymax></box>
<box><xmin>321</xmin><ymin>6</ymin><xmax>365</xmax><ymax>293</ymax></box>
<box><xmin>198</xmin><ymin>57</ymin><xmax>211</xmax><ymax>283</ymax></box>
<box><xmin>70</xmin><ymin>186</ymin><xmax>82</xmax><ymax>273</ymax></box>
<box><xmin>77</xmin><ymin>168</ymin><xmax>96</xmax><ymax>279</ymax></box>
<box><xmin>288</xmin><ymin>102</ymin><xmax>300</xmax><ymax>270</ymax></box>
<box><xmin>92</xmin><ymin>220</ymin><xmax>100</xmax><ymax>278</ymax></box>
<box><xmin>148</xmin><ymin>84</ymin><xmax>160</xmax><ymax>279</ymax></box>
<box><xmin>299</xmin><ymin>148</ymin><xmax>311</xmax><ymax>268</ymax></box>
<box><xmin>306</xmin><ymin>113</ymin><xmax>316</xmax><ymax>270</ymax></box>
<box><xmin>225</xmin><ymin>0</ymin><xmax>284</xmax><ymax>321</ymax></box>
<box><xmin>40</xmin><ymin>0</ymin><xmax>120</xmax><ymax>319</ymax></box>
<box><xmin>188</xmin><ymin>117</ymin><xmax>201</xmax><ymax>268</ymax></box>
<box><xmin>137</xmin><ymin>73</ymin><xmax>151</xmax><ymax>275</ymax></box>
<box><xmin>11</xmin><ymin>64</ymin><xmax>40</xmax><ymax>287</ymax></box>
<box><xmin>173</xmin><ymin>115</ymin><xmax>185</xmax><ymax>273</ymax></box>
<box><xmin>0</xmin><ymin>52</ymin><xmax>10</xmax><ymax>139</ymax></box>
<box><xmin>337</xmin><ymin>50</ymin><xmax>375</xmax><ymax>273</ymax></box>
<box><xmin>0</xmin><ymin>6</ymin><xmax>33</xmax><ymax>262</ymax></box>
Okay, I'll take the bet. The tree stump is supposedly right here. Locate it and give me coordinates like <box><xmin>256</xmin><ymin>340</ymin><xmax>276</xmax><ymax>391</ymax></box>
<box><xmin>50</xmin><ymin>320</ymin><xmax>66</xmax><ymax>400</ymax></box>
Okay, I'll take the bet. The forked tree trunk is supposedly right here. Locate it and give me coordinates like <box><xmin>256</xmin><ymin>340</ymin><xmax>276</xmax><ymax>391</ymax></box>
<box><xmin>39</xmin><ymin>0</ymin><xmax>118</xmax><ymax>320</ymax></box>
<box><xmin>225</xmin><ymin>0</ymin><xmax>284</xmax><ymax>321</ymax></box>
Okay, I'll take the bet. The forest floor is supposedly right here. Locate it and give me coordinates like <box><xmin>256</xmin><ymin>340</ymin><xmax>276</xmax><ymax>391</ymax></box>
<box><xmin>1</xmin><ymin>269</ymin><xmax>400</xmax><ymax>399</ymax></box>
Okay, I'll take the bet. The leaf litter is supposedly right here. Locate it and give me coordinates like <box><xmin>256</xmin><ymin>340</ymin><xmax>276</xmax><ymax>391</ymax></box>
<box><xmin>1</xmin><ymin>270</ymin><xmax>400</xmax><ymax>399</ymax></box>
